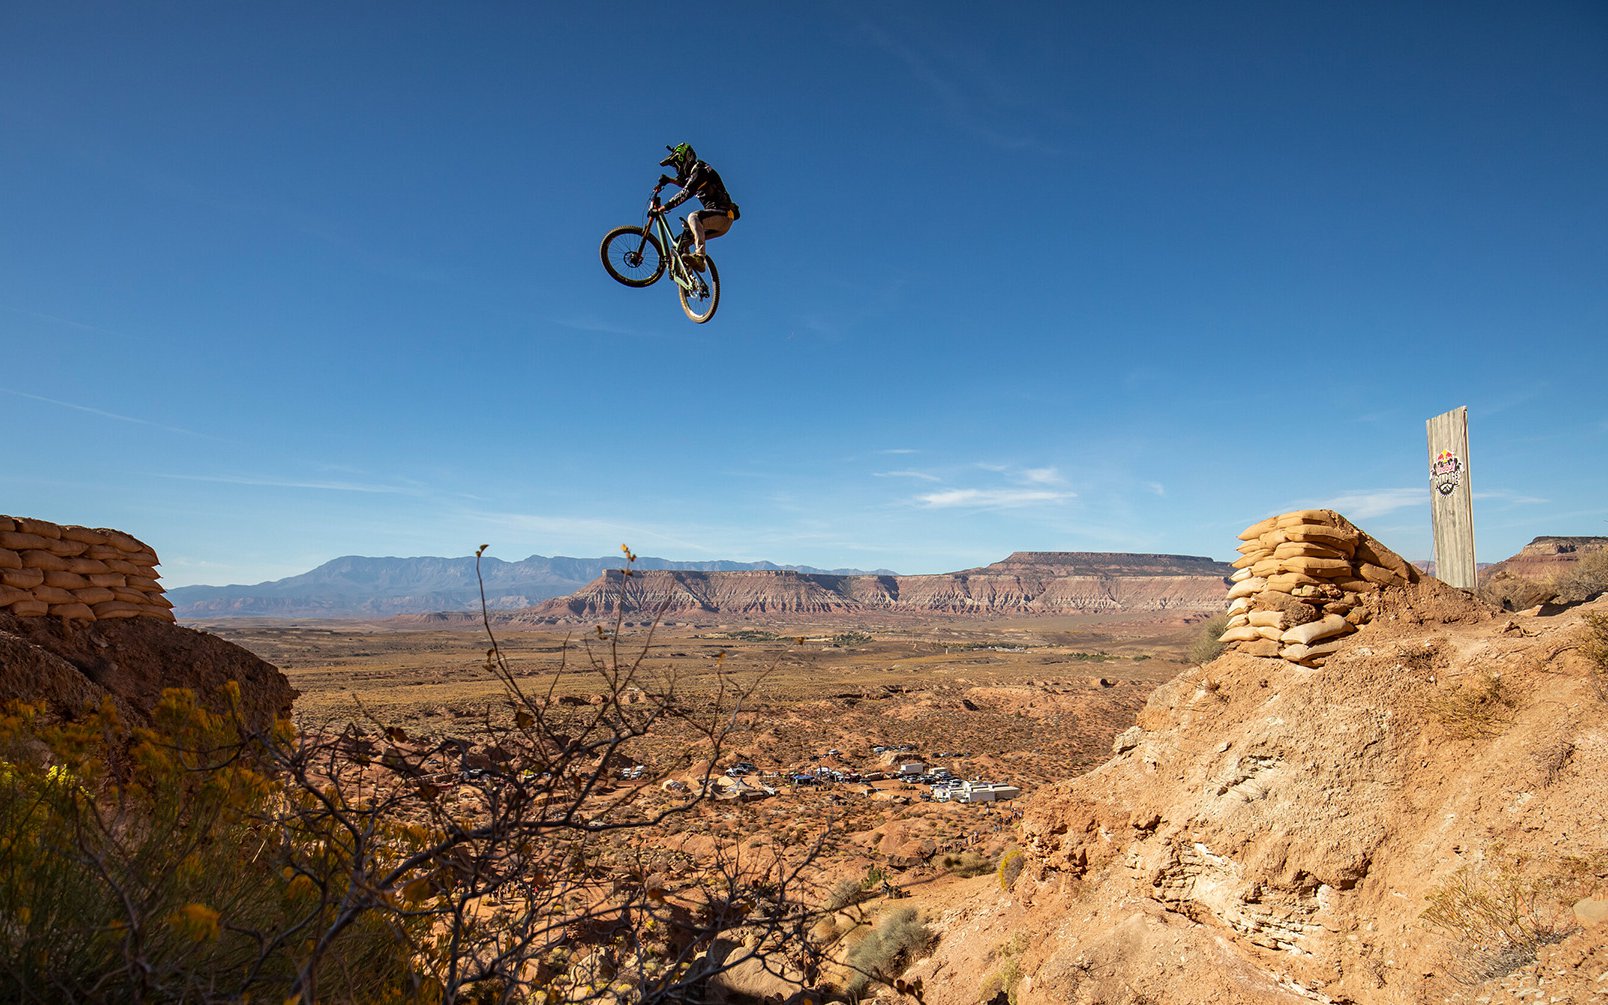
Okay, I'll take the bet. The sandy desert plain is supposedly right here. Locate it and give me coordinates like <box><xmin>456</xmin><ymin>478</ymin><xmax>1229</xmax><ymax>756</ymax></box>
<box><xmin>188</xmin><ymin>610</ymin><xmax>1207</xmax><ymax>901</ymax></box>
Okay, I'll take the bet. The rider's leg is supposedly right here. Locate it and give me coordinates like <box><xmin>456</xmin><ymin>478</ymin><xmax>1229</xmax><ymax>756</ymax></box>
<box><xmin>689</xmin><ymin>211</ymin><xmax>730</xmax><ymax>255</ymax></box>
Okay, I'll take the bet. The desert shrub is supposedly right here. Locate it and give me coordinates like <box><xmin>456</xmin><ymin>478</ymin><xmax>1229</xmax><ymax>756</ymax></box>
<box><xmin>1580</xmin><ymin>611</ymin><xmax>1608</xmax><ymax>702</ymax></box>
<box><xmin>1552</xmin><ymin>549</ymin><xmax>1608</xmax><ymax>604</ymax></box>
<box><xmin>826</xmin><ymin>877</ymin><xmax>866</xmax><ymax>911</ymax></box>
<box><xmin>1</xmin><ymin>547</ymin><xmax>821</xmax><ymax>1005</ymax></box>
<box><xmin>1477</xmin><ymin>571</ymin><xmax>1554</xmax><ymax>612</ymax></box>
<box><xmin>832</xmin><ymin>631</ymin><xmax>873</xmax><ymax>646</ymax></box>
<box><xmin>978</xmin><ymin>955</ymin><xmax>1021</xmax><ymax>1005</ymax></box>
<box><xmin>997</xmin><ymin>847</ymin><xmax>1026</xmax><ymax>890</ymax></box>
<box><xmin>978</xmin><ymin>931</ymin><xmax>1033</xmax><ymax>1004</ymax></box>
<box><xmin>938</xmin><ymin>851</ymin><xmax>995</xmax><ymax>878</ymax></box>
<box><xmin>1423</xmin><ymin>860</ymin><xmax>1582</xmax><ymax>986</ymax></box>
<box><xmin>842</xmin><ymin>907</ymin><xmax>933</xmax><ymax>998</ymax></box>
<box><xmin>0</xmin><ymin>691</ymin><xmax>423</xmax><ymax>1002</ymax></box>
<box><xmin>1420</xmin><ymin>672</ymin><xmax>1518</xmax><ymax>739</ymax></box>
<box><xmin>1188</xmin><ymin>613</ymin><xmax>1229</xmax><ymax>665</ymax></box>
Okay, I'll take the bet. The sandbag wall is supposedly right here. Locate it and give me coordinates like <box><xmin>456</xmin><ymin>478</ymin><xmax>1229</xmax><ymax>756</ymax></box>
<box><xmin>1219</xmin><ymin>509</ymin><xmax>1418</xmax><ymax>667</ymax></box>
<box><xmin>0</xmin><ymin>515</ymin><xmax>174</xmax><ymax>622</ymax></box>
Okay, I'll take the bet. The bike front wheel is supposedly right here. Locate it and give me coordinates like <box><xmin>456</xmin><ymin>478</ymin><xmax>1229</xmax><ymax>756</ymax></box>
<box><xmin>680</xmin><ymin>256</ymin><xmax>720</xmax><ymax>323</ymax></box>
<box><xmin>600</xmin><ymin>226</ymin><xmax>665</xmax><ymax>287</ymax></box>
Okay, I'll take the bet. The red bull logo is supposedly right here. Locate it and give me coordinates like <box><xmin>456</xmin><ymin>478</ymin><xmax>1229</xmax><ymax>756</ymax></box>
<box><xmin>1430</xmin><ymin>449</ymin><xmax>1463</xmax><ymax>496</ymax></box>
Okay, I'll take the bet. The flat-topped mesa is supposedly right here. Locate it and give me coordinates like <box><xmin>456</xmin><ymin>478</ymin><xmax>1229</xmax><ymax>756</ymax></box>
<box><xmin>1485</xmin><ymin>536</ymin><xmax>1608</xmax><ymax>580</ymax></box>
<box><xmin>0</xmin><ymin>515</ymin><xmax>173</xmax><ymax>622</ymax></box>
<box><xmin>519</xmin><ymin>552</ymin><xmax>1234</xmax><ymax>621</ymax></box>
<box><xmin>983</xmin><ymin>552</ymin><xmax>1234</xmax><ymax>577</ymax></box>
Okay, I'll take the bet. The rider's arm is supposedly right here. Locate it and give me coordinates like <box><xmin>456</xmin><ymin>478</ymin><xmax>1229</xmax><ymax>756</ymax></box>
<box><xmin>660</xmin><ymin>165</ymin><xmax>703</xmax><ymax>211</ymax></box>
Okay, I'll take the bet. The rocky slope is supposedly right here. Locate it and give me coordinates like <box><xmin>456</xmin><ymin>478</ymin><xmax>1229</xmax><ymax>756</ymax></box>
<box><xmin>515</xmin><ymin>552</ymin><xmax>1232</xmax><ymax>622</ymax></box>
<box><xmin>0</xmin><ymin>612</ymin><xmax>296</xmax><ymax>734</ymax></box>
<box><xmin>904</xmin><ymin>533</ymin><xmax>1608</xmax><ymax>1004</ymax></box>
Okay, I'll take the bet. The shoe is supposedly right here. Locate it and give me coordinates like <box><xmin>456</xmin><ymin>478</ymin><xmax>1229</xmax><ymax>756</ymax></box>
<box><xmin>686</xmin><ymin>250</ymin><xmax>706</xmax><ymax>271</ymax></box>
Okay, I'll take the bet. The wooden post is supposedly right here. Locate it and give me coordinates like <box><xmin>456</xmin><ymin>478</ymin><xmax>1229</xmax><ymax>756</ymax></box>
<box><xmin>1426</xmin><ymin>407</ymin><xmax>1476</xmax><ymax>590</ymax></box>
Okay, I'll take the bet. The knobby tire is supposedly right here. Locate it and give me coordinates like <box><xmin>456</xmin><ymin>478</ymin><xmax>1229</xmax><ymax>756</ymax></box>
<box><xmin>600</xmin><ymin>226</ymin><xmax>665</xmax><ymax>287</ymax></box>
<box><xmin>680</xmin><ymin>256</ymin><xmax>720</xmax><ymax>324</ymax></box>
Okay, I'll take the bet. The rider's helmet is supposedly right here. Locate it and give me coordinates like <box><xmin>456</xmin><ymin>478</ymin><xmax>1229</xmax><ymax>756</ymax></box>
<box><xmin>659</xmin><ymin>142</ymin><xmax>697</xmax><ymax>176</ymax></box>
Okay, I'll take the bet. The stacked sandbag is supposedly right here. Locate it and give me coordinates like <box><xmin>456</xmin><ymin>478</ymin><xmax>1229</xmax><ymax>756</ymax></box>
<box><xmin>1220</xmin><ymin>509</ymin><xmax>1418</xmax><ymax>667</ymax></box>
<box><xmin>0</xmin><ymin>516</ymin><xmax>174</xmax><ymax>622</ymax></box>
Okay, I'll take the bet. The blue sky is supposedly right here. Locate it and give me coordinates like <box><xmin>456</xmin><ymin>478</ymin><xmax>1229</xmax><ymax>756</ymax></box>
<box><xmin>4</xmin><ymin>2</ymin><xmax>1605</xmax><ymax>588</ymax></box>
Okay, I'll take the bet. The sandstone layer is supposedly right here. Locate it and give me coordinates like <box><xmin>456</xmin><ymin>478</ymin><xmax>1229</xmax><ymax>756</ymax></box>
<box><xmin>515</xmin><ymin>552</ymin><xmax>1232</xmax><ymax>622</ymax></box>
<box><xmin>1483</xmin><ymin>535</ymin><xmax>1608</xmax><ymax>584</ymax></box>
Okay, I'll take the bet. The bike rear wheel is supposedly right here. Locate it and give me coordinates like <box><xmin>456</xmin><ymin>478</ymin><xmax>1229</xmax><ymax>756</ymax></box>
<box><xmin>679</xmin><ymin>256</ymin><xmax>720</xmax><ymax>323</ymax></box>
<box><xmin>600</xmin><ymin>226</ymin><xmax>665</xmax><ymax>287</ymax></box>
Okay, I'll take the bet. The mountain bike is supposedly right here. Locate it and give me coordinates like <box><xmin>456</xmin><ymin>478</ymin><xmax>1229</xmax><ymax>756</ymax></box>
<box><xmin>599</xmin><ymin>186</ymin><xmax>720</xmax><ymax>324</ymax></box>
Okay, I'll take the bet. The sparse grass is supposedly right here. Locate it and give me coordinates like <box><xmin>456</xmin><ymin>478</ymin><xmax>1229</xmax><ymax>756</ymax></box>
<box><xmin>1422</xmin><ymin>858</ymin><xmax>1583</xmax><ymax>986</ymax></box>
<box><xmin>1188</xmin><ymin>613</ymin><xmax>1229</xmax><ymax>665</ymax></box>
<box><xmin>1580</xmin><ymin>611</ymin><xmax>1608</xmax><ymax>702</ymax></box>
<box><xmin>938</xmin><ymin>851</ymin><xmax>994</xmax><ymax>878</ymax></box>
<box><xmin>979</xmin><ymin>932</ymin><xmax>1031</xmax><ymax>1005</ymax></box>
<box><xmin>1552</xmin><ymin>549</ymin><xmax>1608</xmax><ymax>604</ymax></box>
<box><xmin>1420</xmin><ymin>672</ymin><xmax>1518</xmax><ymax>739</ymax></box>
<box><xmin>842</xmin><ymin>907</ymin><xmax>933</xmax><ymax>998</ymax></box>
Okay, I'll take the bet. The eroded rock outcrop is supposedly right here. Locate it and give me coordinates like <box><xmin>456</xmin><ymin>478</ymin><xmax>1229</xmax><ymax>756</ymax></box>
<box><xmin>516</xmin><ymin>552</ymin><xmax>1232</xmax><ymax>621</ymax></box>
<box><xmin>0</xmin><ymin>612</ymin><xmax>296</xmax><ymax>734</ymax></box>
<box><xmin>0</xmin><ymin>515</ymin><xmax>294</xmax><ymax>732</ymax></box>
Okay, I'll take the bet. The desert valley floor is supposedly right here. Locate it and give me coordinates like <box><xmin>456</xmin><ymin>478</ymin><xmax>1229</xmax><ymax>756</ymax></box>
<box><xmin>190</xmin><ymin>611</ymin><xmax>1206</xmax><ymax>903</ymax></box>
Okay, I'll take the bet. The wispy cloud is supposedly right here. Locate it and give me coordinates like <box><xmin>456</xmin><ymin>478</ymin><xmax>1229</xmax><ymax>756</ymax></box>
<box><xmin>1020</xmin><ymin>467</ymin><xmax>1064</xmax><ymax>485</ymax></box>
<box><xmin>1316</xmin><ymin>488</ymin><xmax>1423</xmax><ymax>520</ymax></box>
<box><xmin>854</xmin><ymin>16</ymin><xmax>1048</xmax><ymax>152</ymax></box>
<box><xmin>0</xmin><ymin>303</ymin><xmax>131</xmax><ymax>338</ymax></box>
<box><xmin>158</xmin><ymin>473</ymin><xmax>418</xmax><ymax>495</ymax></box>
<box><xmin>1473</xmin><ymin>490</ymin><xmax>1549</xmax><ymax>506</ymax></box>
<box><xmin>874</xmin><ymin>469</ymin><xmax>941</xmax><ymax>482</ymax></box>
<box><xmin>916</xmin><ymin>488</ymin><xmax>1075</xmax><ymax>509</ymax></box>
<box><xmin>2</xmin><ymin>388</ymin><xmax>215</xmax><ymax>438</ymax></box>
<box><xmin>878</xmin><ymin>448</ymin><xmax>918</xmax><ymax>455</ymax></box>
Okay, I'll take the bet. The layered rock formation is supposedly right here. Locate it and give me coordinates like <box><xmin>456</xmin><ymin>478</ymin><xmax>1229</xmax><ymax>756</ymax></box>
<box><xmin>168</xmin><ymin>554</ymin><xmax>896</xmax><ymax>619</ymax></box>
<box><xmin>514</xmin><ymin>552</ymin><xmax>1233</xmax><ymax>621</ymax></box>
<box><xmin>1483</xmin><ymin>535</ymin><xmax>1608</xmax><ymax>582</ymax></box>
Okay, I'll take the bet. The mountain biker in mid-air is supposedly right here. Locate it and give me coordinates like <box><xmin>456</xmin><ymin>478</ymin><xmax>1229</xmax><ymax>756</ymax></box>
<box><xmin>654</xmin><ymin>142</ymin><xmax>739</xmax><ymax>272</ymax></box>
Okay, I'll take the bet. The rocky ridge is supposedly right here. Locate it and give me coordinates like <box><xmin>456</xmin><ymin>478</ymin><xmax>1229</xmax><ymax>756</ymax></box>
<box><xmin>1482</xmin><ymin>535</ymin><xmax>1608</xmax><ymax>582</ymax></box>
<box><xmin>514</xmin><ymin>552</ymin><xmax>1233</xmax><ymax>621</ymax></box>
<box><xmin>905</xmin><ymin>517</ymin><xmax>1608</xmax><ymax>1005</ymax></box>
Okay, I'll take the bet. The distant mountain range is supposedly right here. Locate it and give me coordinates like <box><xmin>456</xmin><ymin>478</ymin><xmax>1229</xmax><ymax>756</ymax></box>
<box><xmin>169</xmin><ymin>551</ymin><xmax>1235</xmax><ymax>621</ymax></box>
<box><xmin>167</xmin><ymin>554</ymin><xmax>897</xmax><ymax>619</ymax></box>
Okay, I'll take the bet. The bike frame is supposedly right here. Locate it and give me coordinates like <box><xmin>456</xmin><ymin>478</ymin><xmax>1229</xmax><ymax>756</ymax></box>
<box><xmin>635</xmin><ymin>192</ymin><xmax>706</xmax><ymax>296</ymax></box>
